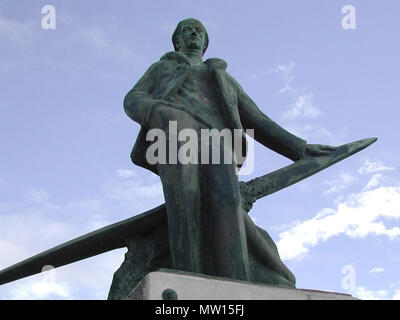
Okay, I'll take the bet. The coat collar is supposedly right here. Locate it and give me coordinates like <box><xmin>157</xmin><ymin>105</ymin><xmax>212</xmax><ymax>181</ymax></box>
<box><xmin>160</xmin><ymin>51</ymin><xmax>227</xmax><ymax>70</ymax></box>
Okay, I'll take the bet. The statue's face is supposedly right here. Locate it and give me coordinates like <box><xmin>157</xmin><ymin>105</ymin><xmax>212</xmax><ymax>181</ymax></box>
<box><xmin>177</xmin><ymin>20</ymin><xmax>206</xmax><ymax>52</ymax></box>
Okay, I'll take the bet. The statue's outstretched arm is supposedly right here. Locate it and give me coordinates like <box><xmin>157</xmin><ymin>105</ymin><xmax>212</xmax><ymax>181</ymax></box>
<box><xmin>237</xmin><ymin>85</ymin><xmax>307</xmax><ymax>161</ymax></box>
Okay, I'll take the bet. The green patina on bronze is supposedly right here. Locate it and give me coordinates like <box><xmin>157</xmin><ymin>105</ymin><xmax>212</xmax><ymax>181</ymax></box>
<box><xmin>0</xmin><ymin>18</ymin><xmax>377</xmax><ymax>300</ymax></box>
<box><xmin>117</xmin><ymin>17</ymin><xmax>338</xmax><ymax>297</ymax></box>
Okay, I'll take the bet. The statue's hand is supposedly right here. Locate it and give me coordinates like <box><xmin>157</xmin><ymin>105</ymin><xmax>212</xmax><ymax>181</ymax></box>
<box><xmin>303</xmin><ymin>144</ymin><xmax>337</xmax><ymax>158</ymax></box>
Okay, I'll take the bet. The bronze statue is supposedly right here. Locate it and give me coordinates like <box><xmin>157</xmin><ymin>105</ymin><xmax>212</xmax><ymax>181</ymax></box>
<box><xmin>112</xmin><ymin>17</ymin><xmax>341</xmax><ymax>298</ymax></box>
<box><xmin>0</xmin><ymin>18</ymin><xmax>376</xmax><ymax>300</ymax></box>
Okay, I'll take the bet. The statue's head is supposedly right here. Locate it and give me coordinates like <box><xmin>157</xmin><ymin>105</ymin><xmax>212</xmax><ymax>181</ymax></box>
<box><xmin>172</xmin><ymin>18</ymin><xmax>209</xmax><ymax>55</ymax></box>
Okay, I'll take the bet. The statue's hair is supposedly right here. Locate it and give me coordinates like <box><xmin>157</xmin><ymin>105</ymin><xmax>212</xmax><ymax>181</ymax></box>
<box><xmin>172</xmin><ymin>18</ymin><xmax>209</xmax><ymax>55</ymax></box>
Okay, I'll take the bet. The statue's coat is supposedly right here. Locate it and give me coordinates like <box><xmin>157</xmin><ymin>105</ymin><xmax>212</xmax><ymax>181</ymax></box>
<box><xmin>109</xmin><ymin>51</ymin><xmax>309</xmax><ymax>299</ymax></box>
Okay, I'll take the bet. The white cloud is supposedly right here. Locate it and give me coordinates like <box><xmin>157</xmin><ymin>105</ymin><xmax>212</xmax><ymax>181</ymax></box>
<box><xmin>273</xmin><ymin>62</ymin><xmax>321</xmax><ymax>119</ymax></box>
<box><xmin>0</xmin><ymin>200</ymin><xmax>127</xmax><ymax>300</ymax></box>
<box><xmin>346</xmin><ymin>284</ymin><xmax>400</xmax><ymax>300</ymax></box>
<box><xmin>282</xmin><ymin>94</ymin><xmax>321</xmax><ymax>120</ymax></box>
<box><xmin>369</xmin><ymin>267</ymin><xmax>385</xmax><ymax>274</ymax></box>
<box><xmin>276</xmin><ymin>185</ymin><xmax>400</xmax><ymax>260</ymax></box>
<box><xmin>273</xmin><ymin>62</ymin><xmax>296</xmax><ymax>94</ymax></box>
<box><xmin>277</xmin><ymin>160</ymin><xmax>400</xmax><ymax>260</ymax></box>
<box><xmin>0</xmin><ymin>211</ymin><xmax>72</xmax><ymax>252</ymax></box>
<box><xmin>116</xmin><ymin>169</ymin><xmax>138</xmax><ymax>179</ymax></box>
<box><xmin>7</xmin><ymin>273</ymin><xmax>72</xmax><ymax>300</ymax></box>
<box><xmin>352</xmin><ymin>286</ymin><xmax>389</xmax><ymax>300</ymax></box>
<box><xmin>358</xmin><ymin>159</ymin><xmax>394</xmax><ymax>175</ymax></box>
<box><xmin>0</xmin><ymin>168</ymin><xmax>162</xmax><ymax>256</ymax></box>
<box><xmin>272</xmin><ymin>61</ymin><xmax>336</xmax><ymax>145</ymax></box>
<box><xmin>324</xmin><ymin>173</ymin><xmax>358</xmax><ymax>194</ymax></box>
<box><xmin>246</xmin><ymin>61</ymin><xmax>296</xmax><ymax>85</ymax></box>
<box><xmin>0</xmin><ymin>166</ymin><xmax>165</xmax><ymax>299</ymax></box>
<box><xmin>0</xmin><ymin>249</ymin><xmax>125</xmax><ymax>300</ymax></box>
<box><xmin>363</xmin><ymin>173</ymin><xmax>383</xmax><ymax>191</ymax></box>
<box><xmin>104</xmin><ymin>168</ymin><xmax>163</xmax><ymax>203</ymax></box>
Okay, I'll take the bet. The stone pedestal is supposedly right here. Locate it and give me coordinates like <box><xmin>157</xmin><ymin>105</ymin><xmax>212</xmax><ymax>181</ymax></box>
<box><xmin>126</xmin><ymin>269</ymin><xmax>357</xmax><ymax>300</ymax></box>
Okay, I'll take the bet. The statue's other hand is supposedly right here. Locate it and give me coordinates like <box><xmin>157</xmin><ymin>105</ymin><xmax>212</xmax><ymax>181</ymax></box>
<box><xmin>303</xmin><ymin>144</ymin><xmax>337</xmax><ymax>158</ymax></box>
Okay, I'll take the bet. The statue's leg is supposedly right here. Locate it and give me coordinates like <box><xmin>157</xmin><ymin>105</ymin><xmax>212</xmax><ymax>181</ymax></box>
<box><xmin>157</xmin><ymin>160</ymin><xmax>203</xmax><ymax>274</ymax></box>
<box><xmin>201</xmin><ymin>160</ymin><xmax>251</xmax><ymax>281</ymax></box>
<box><xmin>151</xmin><ymin>109</ymin><xmax>204</xmax><ymax>274</ymax></box>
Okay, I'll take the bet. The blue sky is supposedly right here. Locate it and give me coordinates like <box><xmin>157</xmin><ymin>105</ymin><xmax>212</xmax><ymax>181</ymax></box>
<box><xmin>0</xmin><ymin>0</ymin><xmax>399</xmax><ymax>299</ymax></box>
